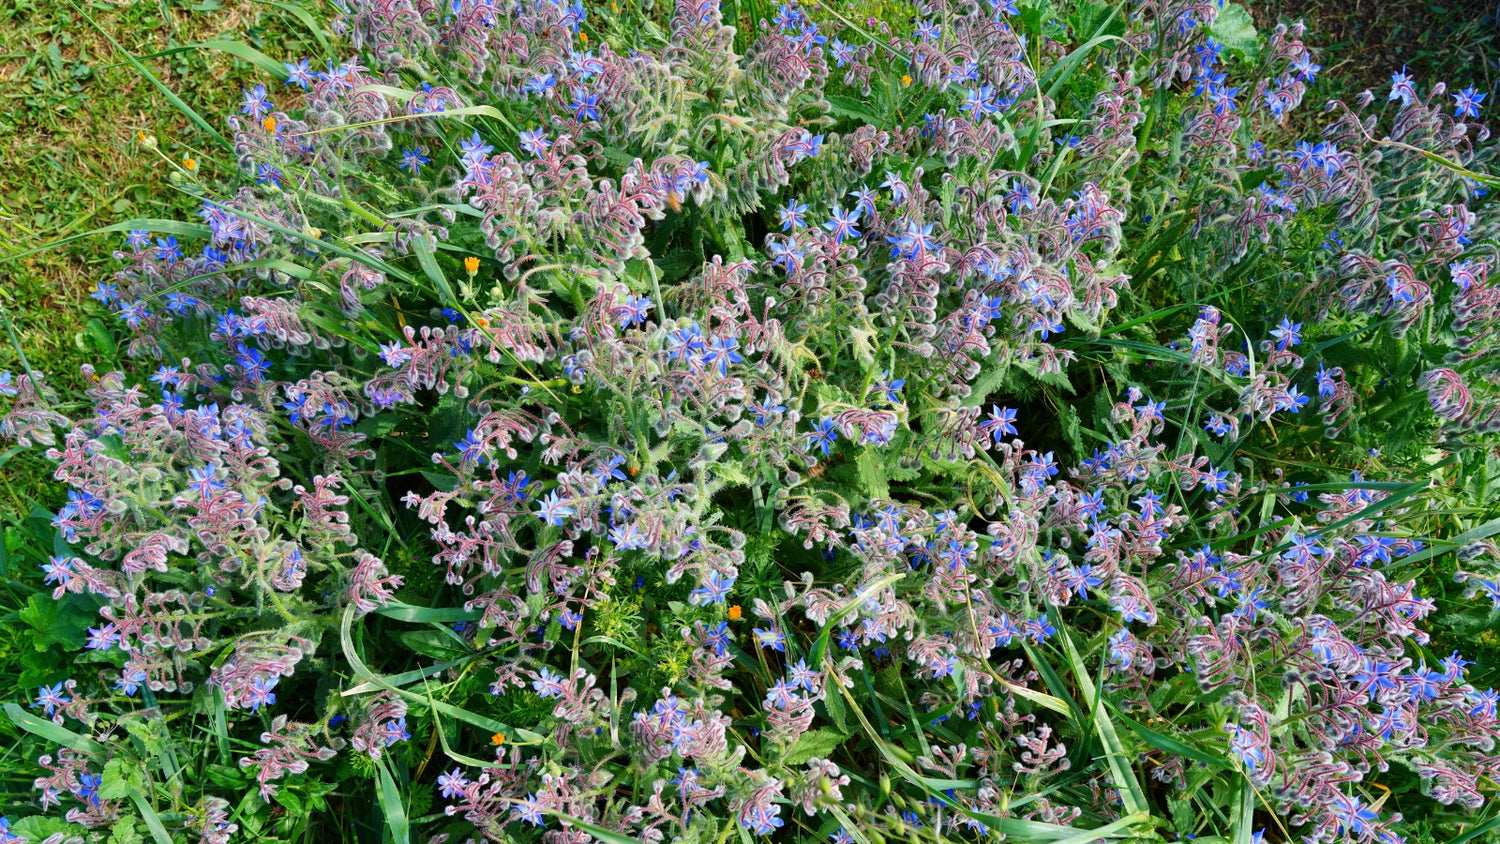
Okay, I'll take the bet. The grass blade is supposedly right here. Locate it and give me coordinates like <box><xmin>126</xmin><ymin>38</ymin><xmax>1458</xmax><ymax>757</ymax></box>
<box><xmin>3</xmin><ymin>703</ymin><xmax>106</xmax><ymax>753</ymax></box>
<box><xmin>376</xmin><ymin>758</ymin><xmax>411</xmax><ymax>844</ymax></box>
<box><xmin>128</xmin><ymin>791</ymin><xmax>176</xmax><ymax>844</ymax></box>
<box><xmin>1055</xmin><ymin>625</ymin><xmax>1150</xmax><ymax>820</ymax></box>
<box><xmin>70</xmin><ymin>2</ymin><xmax>232</xmax><ymax>152</ymax></box>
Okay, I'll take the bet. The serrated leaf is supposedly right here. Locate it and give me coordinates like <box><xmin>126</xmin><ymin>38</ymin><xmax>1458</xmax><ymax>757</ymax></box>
<box><xmin>1067</xmin><ymin>1</ymin><xmax>1124</xmax><ymax>40</ymax></box>
<box><xmin>99</xmin><ymin>756</ymin><xmax>142</xmax><ymax>801</ymax></box>
<box><xmin>962</xmin><ymin>354</ymin><xmax>1012</xmax><ymax>407</ymax></box>
<box><xmin>1017</xmin><ymin>357</ymin><xmax>1075</xmax><ymax>393</ymax></box>
<box><xmin>822</xmin><ymin>680</ymin><xmax>850</xmax><ymax>734</ymax></box>
<box><xmin>713</xmin><ymin>460</ymin><xmax>751</xmax><ymax>486</ymax></box>
<box><xmin>1059</xmin><ymin>403</ymin><xmax>1084</xmax><ymax>460</ymax></box>
<box><xmin>784</xmin><ymin>727</ymin><xmax>850</xmax><ymax>765</ymax></box>
<box><xmin>1208</xmin><ymin>3</ymin><xmax>1259</xmax><ymax>62</ymax></box>
<box><xmin>825</xmin><ymin>94</ymin><xmax>881</xmax><ymax>124</ymax></box>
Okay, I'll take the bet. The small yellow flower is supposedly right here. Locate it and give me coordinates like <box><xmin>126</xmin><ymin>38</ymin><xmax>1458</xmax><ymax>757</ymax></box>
<box><xmin>475</xmin><ymin>316</ymin><xmax>491</xmax><ymax>328</ymax></box>
<box><xmin>464</xmin><ymin>256</ymin><xmax>480</xmax><ymax>275</ymax></box>
<box><xmin>579</xmin><ymin>31</ymin><xmax>588</xmax><ymax>43</ymax></box>
<box><xmin>491</xmin><ymin>732</ymin><xmax>506</xmax><ymax>745</ymax></box>
<box><xmin>728</xmin><ymin>605</ymin><xmax>742</xmax><ymax>620</ymax></box>
<box><xmin>183</xmin><ymin>156</ymin><xmax>197</xmax><ymax>171</ymax></box>
<box><xmin>901</xmin><ymin>74</ymin><xmax>913</xmax><ymax>86</ymax></box>
<box><xmin>263</xmin><ymin>116</ymin><xmax>277</xmax><ymax>134</ymax></box>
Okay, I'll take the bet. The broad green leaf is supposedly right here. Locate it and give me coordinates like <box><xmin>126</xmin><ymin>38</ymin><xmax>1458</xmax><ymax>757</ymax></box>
<box><xmin>1208</xmin><ymin>3</ymin><xmax>1259</xmax><ymax>62</ymax></box>
<box><xmin>857</xmin><ymin>447</ymin><xmax>890</xmax><ymax>501</ymax></box>
<box><xmin>825</xmin><ymin>94</ymin><xmax>882</xmax><ymax>125</ymax></box>
<box><xmin>399</xmin><ymin>629</ymin><xmax>471</xmax><ymax>660</ymax></box>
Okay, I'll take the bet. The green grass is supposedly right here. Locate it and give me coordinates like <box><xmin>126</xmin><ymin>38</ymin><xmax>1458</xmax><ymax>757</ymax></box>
<box><xmin>0</xmin><ymin>0</ymin><xmax>318</xmax><ymax>511</ymax></box>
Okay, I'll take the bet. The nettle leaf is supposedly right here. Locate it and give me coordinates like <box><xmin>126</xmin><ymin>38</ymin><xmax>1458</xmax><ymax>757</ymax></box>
<box><xmin>962</xmin><ymin>353</ymin><xmax>1012</xmax><ymax>408</ymax></box>
<box><xmin>783</xmin><ymin>727</ymin><xmax>850</xmax><ymax>765</ymax></box>
<box><xmin>1068</xmin><ymin>0</ymin><xmax>1124</xmax><ymax>40</ymax></box>
<box><xmin>1208</xmin><ymin>3</ymin><xmax>1259</xmax><ymax>62</ymax></box>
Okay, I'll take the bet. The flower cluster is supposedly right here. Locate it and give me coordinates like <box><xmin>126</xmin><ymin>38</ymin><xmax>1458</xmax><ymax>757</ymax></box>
<box><xmin>1</xmin><ymin>1</ymin><xmax>1497</xmax><ymax>843</ymax></box>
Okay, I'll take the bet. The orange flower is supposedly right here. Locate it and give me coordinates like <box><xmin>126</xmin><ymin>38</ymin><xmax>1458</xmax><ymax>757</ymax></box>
<box><xmin>183</xmin><ymin>156</ymin><xmax>197</xmax><ymax>171</ymax></box>
<box><xmin>579</xmin><ymin>31</ymin><xmax>588</xmax><ymax>43</ymax></box>
<box><xmin>727</xmin><ymin>605</ymin><xmax>742</xmax><ymax>620</ymax></box>
<box><xmin>263</xmin><ymin>116</ymin><xmax>277</xmax><ymax>134</ymax></box>
<box><xmin>464</xmin><ymin>256</ymin><xmax>480</xmax><ymax>275</ymax></box>
<box><xmin>491</xmin><ymin>732</ymin><xmax>506</xmax><ymax>745</ymax></box>
<box><xmin>901</xmin><ymin>74</ymin><xmax>913</xmax><ymax>86</ymax></box>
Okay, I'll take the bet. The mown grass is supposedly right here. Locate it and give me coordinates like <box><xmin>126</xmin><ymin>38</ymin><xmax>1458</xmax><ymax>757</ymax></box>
<box><xmin>0</xmin><ymin>0</ymin><xmax>318</xmax><ymax>510</ymax></box>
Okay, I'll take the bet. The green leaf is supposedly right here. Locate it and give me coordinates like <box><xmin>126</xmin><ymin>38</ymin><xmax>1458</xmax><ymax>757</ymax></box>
<box><xmin>1451</xmin><ymin>814</ymin><xmax>1500</xmax><ymax>844</ymax></box>
<box><xmin>276</xmin><ymin>788</ymin><xmax>305</xmax><ymax>817</ymax></box>
<box><xmin>962</xmin><ymin>353</ymin><xmax>1012</xmax><ymax>407</ymax></box>
<box><xmin>2</xmin><ymin>703</ymin><xmax>105</xmax><ymax>753</ymax></box>
<box><xmin>195</xmin><ymin>40</ymin><xmax>289</xmax><ymax>77</ymax></box>
<box><xmin>400</xmin><ymin>629</ymin><xmax>471</xmax><ymax>660</ymax></box>
<box><xmin>1067</xmin><ymin>1</ymin><xmax>1125</xmax><ymax>40</ymax></box>
<box><xmin>857</xmin><ymin>447</ymin><xmax>890</xmax><ymax>501</ymax></box>
<box><xmin>1232</xmin><ymin>776</ymin><xmax>1256</xmax><ymax>844</ymax></box>
<box><xmin>126</xmin><ymin>791</ymin><xmax>174</xmax><ymax>844</ymax></box>
<box><xmin>1107</xmin><ymin>702</ymin><xmax>1229</xmax><ymax>770</ymax></box>
<box><xmin>713</xmin><ymin>460</ymin><xmax>751</xmax><ymax>486</ymax></box>
<box><xmin>376</xmin><ymin>601</ymin><xmax>480</xmax><ymax>623</ymax></box>
<box><xmin>376</xmin><ymin>758</ymin><xmax>411</xmax><ymax>844</ymax></box>
<box><xmin>19</xmin><ymin>592</ymin><xmax>93</xmax><ymax>650</ymax></box>
<box><xmin>1208</xmin><ymin>3</ymin><xmax>1259</xmax><ymax>62</ymax></box>
<box><xmin>1</xmin><ymin>219</ymin><xmax>214</xmax><ymax>266</ymax></box>
<box><xmin>99</xmin><ymin>757</ymin><xmax>143</xmax><ymax>801</ymax></box>
<box><xmin>825</xmin><ymin>94</ymin><xmax>881</xmax><ymax>124</ymax></box>
<box><xmin>411</xmin><ymin>235</ymin><xmax>458</xmax><ymax>308</ymax></box>
<box><xmin>12</xmin><ymin>817</ymin><xmax>81</xmax><ymax>843</ymax></box>
<box><xmin>253</xmin><ymin>0</ymin><xmax>334</xmax><ymax>55</ymax></box>
<box><xmin>784</xmin><ymin>727</ymin><xmax>850</xmax><ymax>765</ymax></box>
<box><xmin>822</xmin><ymin>679</ymin><xmax>850</xmax><ymax>734</ymax></box>
<box><xmin>1056</xmin><ymin>627</ymin><xmax>1150</xmax><ymax>821</ymax></box>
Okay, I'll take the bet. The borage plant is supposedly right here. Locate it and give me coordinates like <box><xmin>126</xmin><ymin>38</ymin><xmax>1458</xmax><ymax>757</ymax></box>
<box><xmin>1</xmin><ymin>0</ymin><xmax>1498</xmax><ymax>843</ymax></box>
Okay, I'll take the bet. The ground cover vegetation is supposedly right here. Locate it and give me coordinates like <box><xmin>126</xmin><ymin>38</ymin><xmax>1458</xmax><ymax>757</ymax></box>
<box><xmin>0</xmin><ymin>1</ymin><xmax>1498</xmax><ymax>843</ymax></box>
